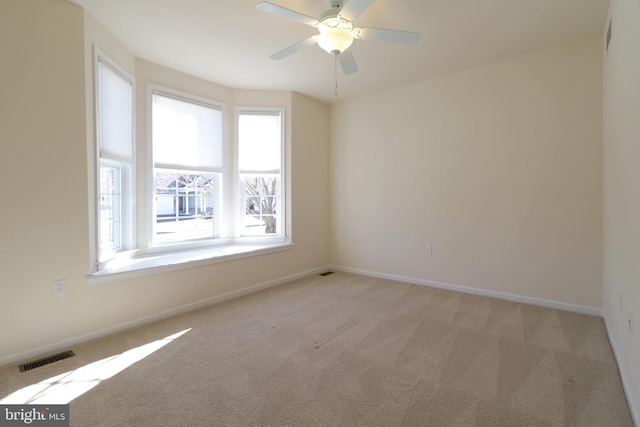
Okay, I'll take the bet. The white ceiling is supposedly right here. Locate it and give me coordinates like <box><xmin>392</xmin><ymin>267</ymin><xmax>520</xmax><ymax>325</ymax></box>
<box><xmin>69</xmin><ymin>0</ymin><xmax>610</xmax><ymax>103</ymax></box>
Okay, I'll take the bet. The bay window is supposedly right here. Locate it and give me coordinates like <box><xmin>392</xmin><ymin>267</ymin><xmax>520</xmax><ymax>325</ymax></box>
<box><xmin>92</xmin><ymin>54</ymin><xmax>288</xmax><ymax>276</ymax></box>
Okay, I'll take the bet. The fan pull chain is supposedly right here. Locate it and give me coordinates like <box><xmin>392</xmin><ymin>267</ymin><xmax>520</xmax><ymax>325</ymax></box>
<box><xmin>334</xmin><ymin>53</ymin><xmax>338</xmax><ymax>97</ymax></box>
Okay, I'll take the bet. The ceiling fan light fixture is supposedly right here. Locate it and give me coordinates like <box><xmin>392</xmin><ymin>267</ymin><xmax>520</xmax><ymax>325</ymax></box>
<box><xmin>317</xmin><ymin>26</ymin><xmax>354</xmax><ymax>55</ymax></box>
<box><xmin>257</xmin><ymin>0</ymin><xmax>421</xmax><ymax>77</ymax></box>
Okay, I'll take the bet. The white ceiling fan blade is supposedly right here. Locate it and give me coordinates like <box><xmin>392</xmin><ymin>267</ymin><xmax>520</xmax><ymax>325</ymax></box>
<box><xmin>256</xmin><ymin>1</ymin><xmax>319</xmax><ymax>27</ymax></box>
<box><xmin>354</xmin><ymin>27</ymin><xmax>420</xmax><ymax>45</ymax></box>
<box><xmin>338</xmin><ymin>49</ymin><xmax>358</xmax><ymax>75</ymax></box>
<box><xmin>270</xmin><ymin>36</ymin><xmax>317</xmax><ymax>60</ymax></box>
<box><xmin>339</xmin><ymin>0</ymin><xmax>375</xmax><ymax>22</ymax></box>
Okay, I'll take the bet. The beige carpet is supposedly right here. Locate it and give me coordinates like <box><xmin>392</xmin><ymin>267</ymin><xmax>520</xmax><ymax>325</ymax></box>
<box><xmin>0</xmin><ymin>272</ymin><xmax>634</xmax><ymax>426</ymax></box>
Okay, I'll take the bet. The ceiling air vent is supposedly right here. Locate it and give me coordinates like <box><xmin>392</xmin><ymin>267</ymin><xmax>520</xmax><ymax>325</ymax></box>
<box><xmin>19</xmin><ymin>350</ymin><xmax>76</xmax><ymax>372</ymax></box>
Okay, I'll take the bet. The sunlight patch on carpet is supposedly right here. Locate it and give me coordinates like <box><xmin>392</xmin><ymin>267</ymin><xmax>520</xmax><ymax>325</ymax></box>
<box><xmin>0</xmin><ymin>329</ymin><xmax>191</xmax><ymax>405</ymax></box>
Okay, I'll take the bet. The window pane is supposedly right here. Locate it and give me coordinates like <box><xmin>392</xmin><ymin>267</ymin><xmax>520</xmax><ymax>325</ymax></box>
<box><xmin>152</xmin><ymin>94</ymin><xmax>222</xmax><ymax>171</ymax></box>
<box><xmin>97</xmin><ymin>59</ymin><xmax>133</xmax><ymax>163</ymax></box>
<box><xmin>95</xmin><ymin>54</ymin><xmax>133</xmax><ymax>265</ymax></box>
<box><xmin>238</xmin><ymin>113</ymin><xmax>281</xmax><ymax>173</ymax></box>
<box><xmin>242</xmin><ymin>175</ymin><xmax>278</xmax><ymax>235</ymax></box>
<box><xmin>154</xmin><ymin>171</ymin><xmax>219</xmax><ymax>242</ymax></box>
<box><xmin>99</xmin><ymin>163</ymin><xmax>123</xmax><ymax>256</ymax></box>
<box><xmin>238</xmin><ymin>110</ymin><xmax>283</xmax><ymax>238</ymax></box>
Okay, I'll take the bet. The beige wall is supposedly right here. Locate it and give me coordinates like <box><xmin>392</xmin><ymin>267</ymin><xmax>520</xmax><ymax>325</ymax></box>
<box><xmin>330</xmin><ymin>38</ymin><xmax>603</xmax><ymax>309</ymax></box>
<box><xmin>0</xmin><ymin>0</ymin><xmax>330</xmax><ymax>364</ymax></box>
<box><xmin>0</xmin><ymin>0</ymin><xmax>89</xmax><ymax>359</ymax></box>
<box><xmin>291</xmin><ymin>92</ymin><xmax>331</xmax><ymax>256</ymax></box>
<box><xmin>603</xmin><ymin>0</ymin><xmax>640</xmax><ymax>419</ymax></box>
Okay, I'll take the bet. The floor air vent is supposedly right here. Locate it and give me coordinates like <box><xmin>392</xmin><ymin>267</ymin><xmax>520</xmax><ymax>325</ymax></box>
<box><xmin>319</xmin><ymin>271</ymin><xmax>335</xmax><ymax>277</ymax></box>
<box><xmin>19</xmin><ymin>350</ymin><xmax>76</xmax><ymax>372</ymax></box>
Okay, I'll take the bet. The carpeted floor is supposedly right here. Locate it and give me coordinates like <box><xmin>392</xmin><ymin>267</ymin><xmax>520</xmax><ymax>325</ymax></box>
<box><xmin>0</xmin><ymin>272</ymin><xmax>634</xmax><ymax>426</ymax></box>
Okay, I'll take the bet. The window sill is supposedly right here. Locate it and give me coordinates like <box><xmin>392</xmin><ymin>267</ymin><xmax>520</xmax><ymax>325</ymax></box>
<box><xmin>88</xmin><ymin>241</ymin><xmax>294</xmax><ymax>284</ymax></box>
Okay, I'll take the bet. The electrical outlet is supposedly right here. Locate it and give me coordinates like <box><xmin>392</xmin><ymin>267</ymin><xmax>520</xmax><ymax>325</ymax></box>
<box><xmin>425</xmin><ymin>244</ymin><xmax>432</xmax><ymax>255</ymax></box>
<box><xmin>53</xmin><ymin>279</ymin><xmax>66</xmax><ymax>297</ymax></box>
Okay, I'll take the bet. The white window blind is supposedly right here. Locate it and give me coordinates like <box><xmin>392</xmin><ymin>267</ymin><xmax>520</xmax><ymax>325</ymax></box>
<box><xmin>152</xmin><ymin>93</ymin><xmax>223</xmax><ymax>172</ymax></box>
<box><xmin>238</xmin><ymin>112</ymin><xmax>281</xmax><ymax>173</ymax></box>
<box><xmin>97</xmin><ymin>58</ymin><xmax>133</xmax><ymax>163</ymax></box>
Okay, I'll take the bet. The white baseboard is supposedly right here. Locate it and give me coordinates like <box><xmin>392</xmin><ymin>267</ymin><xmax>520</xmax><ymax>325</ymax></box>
<box><xmin>602</xmin><ymin>312</ymin><xmax>639</xmax><ymax>427</ymax></box>
<box><xmin>329</xmin><ymin>265</ymin><xmax>604</xmax><ymax>317</ymax></box>
<box><xmin>4</xmin><ymin>265</ymin><xmax>632</xmax><ymax>420</ymax></box>
<box><xmin>0</xmin><ymin>266</ymin><xmax>328</xmax><ymax>369</ymax></box>
<box><xmin>0</xmin><ymin>265</ymin><xmax>605</xmax><ymax>367</ymax></box>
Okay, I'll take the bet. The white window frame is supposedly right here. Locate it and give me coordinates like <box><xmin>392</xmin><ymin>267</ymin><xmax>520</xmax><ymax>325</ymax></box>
<box><xmin>235</xmin><ymin>108</ymin><xmax>286</xmax><ymax>243</ymax></box>
<box><xmin>94</xmin><ymin>48</ymin><xmax>135</xmax><ymax>270</ymax></box>
<box><xmin>146</xmin><ymin>85</ymin><xmax>227</xmax><ymax>253</ymax></box>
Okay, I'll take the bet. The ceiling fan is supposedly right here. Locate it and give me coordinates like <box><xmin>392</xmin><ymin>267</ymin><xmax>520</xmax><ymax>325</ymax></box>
<box><xmin>256</xmin><ymin>0</ymin><xmax>420</xmax><ymax>75</ymax></box>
